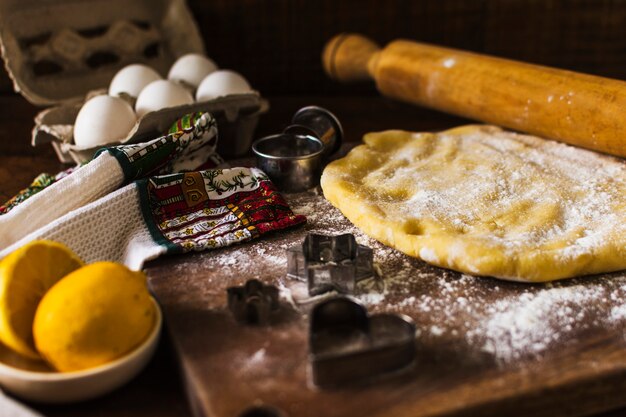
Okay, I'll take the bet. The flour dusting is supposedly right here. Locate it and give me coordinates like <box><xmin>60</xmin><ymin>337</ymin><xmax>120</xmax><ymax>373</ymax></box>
<box><xmin>152</xmin><ymin>184</ymin><xmax>626</xmax><ymax>366</ymax></box>
<box><xmin>285</xmin><ymin>191</ymin><xmax>626</xmax><ymax>364</ymax></box>
<box><xmin>322</xmin><ymin>126</ymin><xmax>626</xmax><ymax>281</ymax></box>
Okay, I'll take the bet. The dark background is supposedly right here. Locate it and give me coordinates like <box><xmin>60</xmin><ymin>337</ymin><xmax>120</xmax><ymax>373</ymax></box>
<box><xmin>2</xmin><ymin>0</ymin><xmax>626</xmax><ymax>97</ymax></box>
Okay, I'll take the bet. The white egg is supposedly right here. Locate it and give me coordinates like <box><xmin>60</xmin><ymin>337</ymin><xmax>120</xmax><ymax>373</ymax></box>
<box><xmin>135</xmin><ymin>80</ymin><xmax>194</xmax><ymax>117</ymax></box>
<box><xmin>195</xmin><ymin>70</ymin><xmax>252</xmax><ymax>102</ymax></box>
<box><xmin>74</xmin><ymin>95</ymin><xmax>137</xmax><ymax>148</ymax></box>
<box><xmin>168</xmin><ymin>53</ymin><xmax>218</xmax><ymax>89</ymax></box>
<box><xmin>109</xmin><ymin>64</ymin><xmax>162</xmax><ymax>98</ymax></box>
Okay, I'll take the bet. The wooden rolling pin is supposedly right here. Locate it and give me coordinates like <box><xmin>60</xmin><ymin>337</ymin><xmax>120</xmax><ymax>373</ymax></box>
<box><xmin>323</xmin><ymin>33</ymin><xmax>626</xmax><ymax>158</ymax></box>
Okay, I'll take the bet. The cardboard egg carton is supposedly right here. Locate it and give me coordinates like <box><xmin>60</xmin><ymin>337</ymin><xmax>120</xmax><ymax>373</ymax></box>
<box><xmin>0</xmin><ymin>0</ymin><xmax>267</xmax><ymax>163</ymax></box>
<box><xmin>33</xmin><ymin>91</ymin><xmax>267</xmax><ymax>163</ymax></box>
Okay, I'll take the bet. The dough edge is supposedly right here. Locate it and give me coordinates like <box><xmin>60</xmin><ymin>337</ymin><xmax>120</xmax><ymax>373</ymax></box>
<box><xmin>320</xmin><ymin>124</ymin><xmax>626</xmax><ymax>283</ymax></box>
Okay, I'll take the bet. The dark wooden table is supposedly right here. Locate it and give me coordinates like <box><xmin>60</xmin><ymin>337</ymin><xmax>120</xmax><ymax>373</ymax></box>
<box><xmin>1</xmin><ymin>94</ymin><xmax>626</xmax><ymax>417</ymax></box>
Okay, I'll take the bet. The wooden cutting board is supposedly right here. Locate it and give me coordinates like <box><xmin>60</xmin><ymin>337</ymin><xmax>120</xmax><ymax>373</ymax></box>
<box><xmin>146</xmin><ymin>186</ymin><xmax>626</xmax><ymax>417</ymax></box>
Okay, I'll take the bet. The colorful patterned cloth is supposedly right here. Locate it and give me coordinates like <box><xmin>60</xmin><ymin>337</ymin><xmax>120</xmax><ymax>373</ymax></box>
<box><xmin>1</xmin><ymin>112</ymin><xmax>221</xmax><ymax>214</ymax></box>
<box><xmin>100</xmin><ymin>111</ymin><xmax>223</xmax><ymax>181</ymax></box>
<box><xmin>0</xmin><ymin>112</ymin><xmax>305</xmax><ymax>269</ymax></box>
<box><xmin>140</xmin><ymin>168</ymin><xmax>305</xmax><ymax>254</ymax></box>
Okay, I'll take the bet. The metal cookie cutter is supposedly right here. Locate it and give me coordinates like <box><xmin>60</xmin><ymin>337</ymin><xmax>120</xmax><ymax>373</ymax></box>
<box><xmin>287</xmin><ymin>106</ymin><xmax>343</xmax><ymax>157</ymax></box>
<box><xmin>309</xmin><ymin>297</ymin><xmax>416</xmax><ymax>387</ymax></box>
<box><xmin>287</xmin><ymin>233</ymin><xmax>374</xmax><ymax>296</ymax></box>
<box><xmin>227</xmin><ymin>279</ymin><xmax>280</xmax><ymax>325</ymax></box>
<box><xmin>252</xmin><ymin>106</ymin><xmax>343</xmax><ymax>192</ymax></box>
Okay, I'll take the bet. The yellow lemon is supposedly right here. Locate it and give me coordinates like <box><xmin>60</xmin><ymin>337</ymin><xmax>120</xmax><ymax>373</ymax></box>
<box><xmin>0</xmin><ymin>240</ymin><xmax>83</xmax><ymax>359</ymax></box>
<box><xmin>33</xmin><ymin>261</ymin><xmax>155</xmax><ymax>372</ymax></box>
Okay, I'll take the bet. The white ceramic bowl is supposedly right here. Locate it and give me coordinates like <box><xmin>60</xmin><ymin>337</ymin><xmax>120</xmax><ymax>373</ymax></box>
<box><xmin>0</xmin><ymin>298</ymin><xmax>161</xmax><ymax>403</ymax></box>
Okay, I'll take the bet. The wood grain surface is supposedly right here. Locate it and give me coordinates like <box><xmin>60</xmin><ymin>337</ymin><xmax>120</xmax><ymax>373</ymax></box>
<box><xmin>1</xmin><ymin>94</ymin><xmax>626</xmax><ymax>417</ymax></box>
<box><xmin>1</xmin><ymin>1</ymin><xmax>626</xmax><ymax>410</ymax></box>
<box><xmin>146</xmin><ymin>184</ymin><xmax>626</xmax><ymax>417</ymax></box>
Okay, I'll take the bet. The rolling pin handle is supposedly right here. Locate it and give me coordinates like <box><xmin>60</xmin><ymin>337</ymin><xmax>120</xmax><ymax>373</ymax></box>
<box><xmin>322</xmin><ymin>33</ymin><xmax>380</xmax><ymax>83</ymax></box>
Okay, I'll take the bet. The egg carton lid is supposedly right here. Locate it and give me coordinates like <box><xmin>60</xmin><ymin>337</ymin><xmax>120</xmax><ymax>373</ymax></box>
<box><xmin>0</xmin><ymin>0</ymin><xmax>205</xmax><ymax>106</ymax></box>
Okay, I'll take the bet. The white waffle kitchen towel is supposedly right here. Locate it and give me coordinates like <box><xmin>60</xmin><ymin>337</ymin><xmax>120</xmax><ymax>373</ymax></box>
<box><xmin>0</xmin><ymin>112</ymin><xmax>306</xmax><ymax>269</ymax></box>
<box><xmin>0</xmin><ymin>112</ymin><xmax>217</xmax><ymax>267</ymax></box>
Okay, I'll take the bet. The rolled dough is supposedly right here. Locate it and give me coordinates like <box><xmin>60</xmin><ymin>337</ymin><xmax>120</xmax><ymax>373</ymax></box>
<box><xmin>320</xmin><ymin>125</ymin><xmax>626</xmax><ymax>282</ymax></box>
